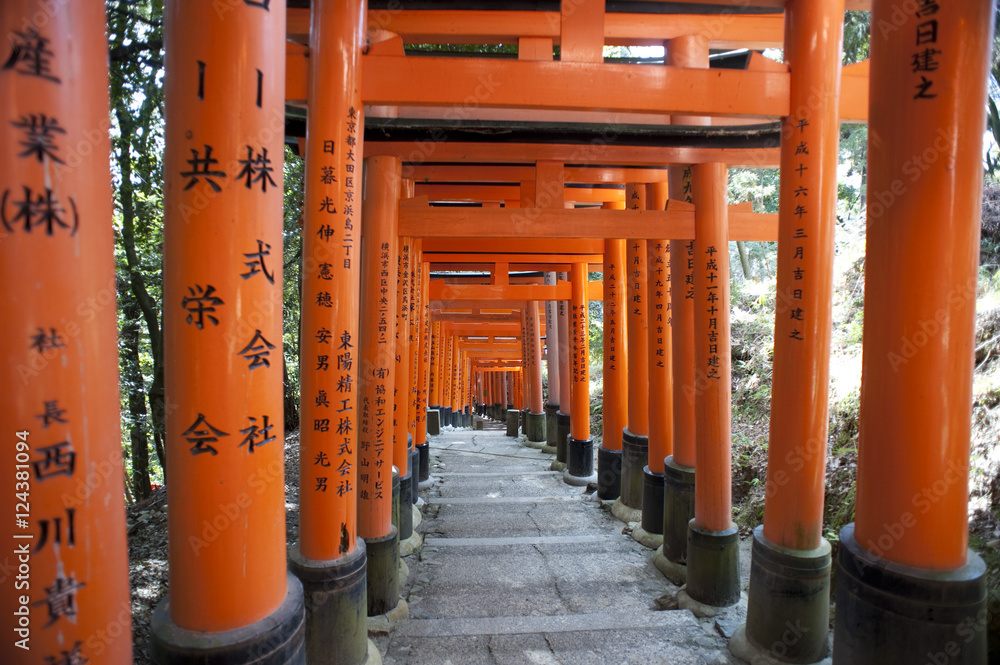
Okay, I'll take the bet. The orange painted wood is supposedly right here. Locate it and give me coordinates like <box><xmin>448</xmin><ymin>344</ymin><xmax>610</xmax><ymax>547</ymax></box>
<box><xmin>416</xmin><ymin>256</ymin><xmax>430</xmax><ymax>445</ymax></box>
<box><xmin>394</xmin><ymin>237</ymin><xmax>412</xmax><ymax>476</ymax></box>
<box><xmin>162</xmin><ymin>0</ymin><xmax>288</xmax><ymax>632</ymax></box>
<box><xmin>429</xmin><ymin>320</ymin><xmax>442</xmax><ymax>407</ymax></box>
<box><xmin>854</xmin><ymin>0</ymin><xmax>992</xmax><ymax>570</ymax></box>
<box><xmin>298</xmin><ymin>0</ymin><xmax>364</xmax><ymax>564</ymax></box>
<box><xmin>560</xmin><ymin>0</ymin><xmax>604</xmax><ymax>63</ymax></box>
<box><xmin>525</xmin><ymin>300</ymin><xmax>545</xmax><ymax>413</ymax></box>
<box><xmin>422</xmin><ymin>238</ymin><xmax>606</xmax><ymax>254</ymax></box>
<box><xmin>603</xmin><ymin>240</ymin><xmax>629</xmax><ymax>452</ymax></box>
<box><xmin>361</xmin><ymin>55</ymin><xmax>790</xmax><ymax>118</ymax></box>
<box><xmin>558</xmin><ymin>271</ymin><xmax>572</xmax><ymax>416</ymax></box>
<box><xmin>669</xmin><ymin>167</ymin><xmax>697</xmax><ymax>468</ymax></box>
<box><xmin>358</xmin><ymin>156</ymin><xmax>401</xmax><ymax>539</ymax></box>
<box><xmin>399</xmin><ymin>206</ymin><xmax>778</xmax><ymax>241</ymax></box>
<box><xmin>692</xmin><ymin>163</ymin><xmax>733</xmax><ymax>533</ymax></box>
<box><xmin>570</xmin><ymin>264</ymin><xmax>591</xmax><ymax>439</ymax></box>
<box><xmin>519</xmin><ymin>36</ymin><xmax>554</xmax><ymax>61</ymax></box>
<box><xmin>365</xmin><ymin>141</ymin><xmax>783</xmax><ymax>169</ymax></box>
<box><xmin>0</xmin><ymin>2</ymin><xmax>131</xmax><ymax>660</ymax></box>
<box><xmin>626</xmin><ymin>185</ymin><xmax>650</xmax><ymax>437</ymax></box>
<box><xmin>406</xmin><ymin>165</ymin><xmax>671</xmax><ymax>184</ymax></box>
<box><xmin>763</xmin><ymin>0</ymin><xmax>844</xmax><ymax>552</ymax></box>
<box><xmin>647</xmin><ymin>236</ymin><xmax>674</xmax><ymax>474</ymax></box>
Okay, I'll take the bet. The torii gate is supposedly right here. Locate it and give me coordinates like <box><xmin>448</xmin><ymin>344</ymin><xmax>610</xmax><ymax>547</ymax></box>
<box><xmin>1</xmin><ymin>2</ymin><xmax>993</xmax><ymax>665</ymax></box>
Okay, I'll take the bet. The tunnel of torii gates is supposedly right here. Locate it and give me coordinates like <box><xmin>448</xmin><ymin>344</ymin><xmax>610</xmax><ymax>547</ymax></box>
<box><xmin>0</xmin><ymin>0</ymin><xmax>994</xmax><ymax>664</ymax></box>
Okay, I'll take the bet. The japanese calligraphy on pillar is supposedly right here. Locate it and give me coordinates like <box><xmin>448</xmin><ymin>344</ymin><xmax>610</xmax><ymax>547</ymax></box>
<box><xmin>681</xmin><ymin>167</ymin><xmax>696</xmax><ymax>302</ymax></box>
<box><xmin>607</xmin><ymin>262</ymin><xmax>620</xmax><ymax>371</ymax></box>
<box><xmin>788</xmin><ymin>117</ymin><xmax>811</xmax><ymax>342</ymax></box>
<box><xmin>650</xmin><ymin>242</ymin><xmax>671</xmax><ymax>368</ymax></box>
<box><xmin>911</xmin><ymin>2</ymin><xmax>941</xmax><ymax>100</ymax></box>
<box><xmin>704</xmin><ymin>246</ymin><xmax>722</xmax><ymax>379</ymax></box>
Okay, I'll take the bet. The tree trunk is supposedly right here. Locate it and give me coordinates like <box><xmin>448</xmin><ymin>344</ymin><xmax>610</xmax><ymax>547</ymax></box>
<box><xmin>736</xmin><ymin>241</ymin><xmax>752</xmax><ymax>280</ymax></box>
<box><xmin>114</xmin><ymin>107</ymin><xmax>167</xmax><ymax>479</ymax></box>
<box><xmin>121</xmin><ymin>284</ymin><xmax>152</xmax><ymax>501</ymax></box>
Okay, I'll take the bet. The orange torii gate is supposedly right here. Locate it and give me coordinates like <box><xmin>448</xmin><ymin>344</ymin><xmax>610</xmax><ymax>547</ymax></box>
<box><xmin>3</xmin><ymin>2</ymin><xmax>995</xmax><ymax>665</ymax></box>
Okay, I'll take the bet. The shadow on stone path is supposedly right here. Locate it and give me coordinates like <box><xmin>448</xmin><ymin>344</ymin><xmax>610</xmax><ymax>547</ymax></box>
<box><xmin>376</xmin><ymin>420</ymin><xmax>749</xmax><ymax>665</ymax></box>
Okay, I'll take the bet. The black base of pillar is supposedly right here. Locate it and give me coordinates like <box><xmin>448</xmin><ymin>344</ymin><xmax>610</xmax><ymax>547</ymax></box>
<box><xmin>505</xmin><ymin>410</ymin><xmax>519</xmax><ymax>436</ymax></box>
<box><xmin>151</xmin><ymin>571</ymin><xmax>305</xmax><ymax>665</ymax></box>
<box><xmin>526</xmin><ymin>412</ymin><xmax>546</xmax><ymax>443</ymax></box>
<box><xmin>556</xmin><ymin>411</ymin><xmax>571</xmax><ymax>463</ymax></box>
<box><xmin>464</xmin><ymin>412</ymin><xmax>472</xmax><ymax>428</ymax></box>
<box><xmin>426</xmin><ymin>409</ymin><xmax>440</xmax><ymax>436</ymax></box>
<box><xmin>417</xmin><ymin>443</ymin><xmax>430</xmax><ymax>482</ymax></box>
<box><xmin>408</xmin><ymin>447</ymin><xmax>419</xmax><ymax>504</ymax></box>
<box><xmin>398</xmin><ymin>472</ymin><xmax>413</xmax><ymax>541</ymax></box>
<box><xmin>288</xmin><ymin>543</ymin><xmax>368</xmax><ymax>665</ymax></box>
<box><xmin>662</xmin><ymin>456</ymin><xmax>695</xmax><ymax>564</ymax></box>
<box><xmin>620</xmin><ymin>428</ymin><xmax>648</xmax><ymax>510</ymax></box>
<box><xmin>544</xmin><ymin>403</ymin><xmax>559</xmax><ymax>451</ymax></box>
<box><xmin>596</xmin><ymin>445</ymin><xmax>622</xmax><ymax>500</ymax></box>
<box><xmin>741</xmin><ymin>525</ymin><xmax>831</xmax><ymax>663</ymax></box>
<box><xmin>641</xmin><ymin>466</ymin><xmax>665</xmax><ymax>535</ymax></box>
<box><xmin>833</xmin><ymin>524</ymin><xmax>987</xmax><ymax>665</ymax></box>
<box><xmin>566</xmin><ymin>437</ymin><xmax>594</xmax><ymax>478</ymax></box>
<box><xmin>365</xmin><ymin>526</ymin><xmax>400</xmax><ymax>617</ymax></box>
<box><xmin>686</xmin><ymin>521</ymin><xmax>741</xmax><ymax>608</ymax></box>
<box><xmin>492</xmin><ymin>403</ymin><xmax>501</xmax><ymax>420</ymax></box>
<box><xmin>441</xmin><ymin>407</ymin><xmax>452</xmax><ymax>425</ymax></box>
<box><xmin>519</xmin><ymin>408</ymin><xmax>527</xmax><ymax>435</ymax></box>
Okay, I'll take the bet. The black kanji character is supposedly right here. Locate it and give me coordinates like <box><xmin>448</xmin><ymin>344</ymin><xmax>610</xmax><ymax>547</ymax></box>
<box><xmin>238</xmin><ymin>329</ymin><xmax>276</xmax><ymax>370</ymax></box>
<box><xmin>182</xmin><ymin>413</ymin><xmax>229</xmax><ymax>456</ymax></box>
<box><xmin>241</xmin><ymin>239</ymin><xmax>275</xmax><ymax>283</ymax></box>
<box><xmin>33</xmin><ymin>572</ymin><xmax>85</xmax><ymax>627</ymax></box>
<box><xmin>1</xmin><ymin>186</ymin><xmax>78</xmax><ymax>235</ymax></box>
<box><xmin>32</xmin><ymin>442</ymin><xmax>75</xmax><ymax>481</ymax></box>
<box><xmin>239</xmin><ymin>415</ymin><xmax>275</xmax><ymax>453</ymax></box>
<box><xmin>35</xmin><ymin>508</ymin><xmax>74</xmax><ymax>554</ymax></box>
<box><xmin>180</xmin><ymin>145</ymin><xmax>227</xmax><ymax>192</ymax></box>
<box><xmin>182</xmin><ymin>284</ymin><xmax>224</xmax><ymax>329</ymax></box>
<box><xmin>35</xmin><ymin>400</ymin><xmax>67</xmax><ymax>428</ymax></box>
<box><xmin>11</xmin><ymin>114</ymin><xmax>65</xmax><ymax>163</ymax></box>
<box><xmin>29</xmin><ymin>327</ymin><xmax>65</xmax><ymax>353</ymax></box>
<box><xmin>3</xmin><ymin>28</ymin><xmax>59</xmax><ymax>82</ymax></box>
<box><xmin>236</xmin><ymin>146</ymin><xmax>277</xmax><ymax>192</ymax></box>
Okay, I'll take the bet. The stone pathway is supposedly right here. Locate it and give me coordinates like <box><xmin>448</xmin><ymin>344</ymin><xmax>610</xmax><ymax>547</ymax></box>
<box><xmin>377</xmin><ymin>419</ymin><xmax>749</xmax><ymax>665</ymax></box>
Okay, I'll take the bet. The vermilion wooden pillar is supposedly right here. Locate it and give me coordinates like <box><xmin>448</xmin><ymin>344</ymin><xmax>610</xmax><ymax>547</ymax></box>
<box><xmin>427</xmin><ymin>319</ymin><xmax>442</xmax><ymax>434</ymax></box>
<box><xmin>686</xmin><ymin>163</ymin><xmax>739</xmax><ymax>608</ymax></box>
<box><xmin>408</xmin><ymin>241</ymin><xmax>424</xmax><ymax>490</ymax></box>
<box><xmin>414</xmin><ymin>245</ymin><xmax>431</xmax><ymax>483</ymax></box>
<box><xmin>598</xmin><ymin>239</ymin><xmax>628</xmax><ymax>499</ymax></box>
<box><xmin>543</xmin><ymin>272</ymin><xmax>561</xmax><ymax>453</ymax></box>
<box><xmin>639</xmin><ymin>182</ymin><xmax>673</xmax><ymax>545</ymax></box>
<box><xmin>833</xmin><ymin>2</ymin><xmax>993</xmax><ymax>663</ymax></box>
<box><xmin>393</xmin><ymin>235</ymin><xmax>414</xmax><ymax>543</ymax></box>
<box><xmin>564</xmin><ymin>263</ymin><xmax>596</xmax><ymax>485</ymax></box>
<box><xmin>448</xmin><ymin>328</ymin><xmax>462</xmax><ymax>427</ymax></box>
<box><xmin>661</xmin><ymin>35</ymin><xmax>707</xmax><ymax>575</ymax></box>
<box><xmin>441</xmin><ymin>324</ymin><xmax>455</xmax><ymax>426</ymax></box>
<box><xmin>737</xmin><ymin>2</ymin><xmax>844</xmax><ymax>661</ymax></box>
<box><xmin>158</xmin><ymin>1</ymin><xmax>304</xmax><ymax>662</ymax></box>
<box><xmin>288</xmin><ymin>0</ymin><xmax>371</xmax><ymax>661</ymax></box>
<box><xmin>524</xmin><ymin>300</ymin><xmax>547</xmax><ymax>443</ymax></box>
<box><xmin>358</xmin><ymin>155</ymin><xmax>402</xmax><ymax>617</ymax></box>
<box><xmin>553</xmin><ymin>272</ymin><xmax>573</xmax><ymax>471</ymax></box>
<box><xmin>641</xmin><ymin>235</ymin><xmax>672</xmax><ymax>542</ymax></box>
<box><xmin>617</xmin><ymin>184</ymin><xmax>649</xmax><ymax>517</ymax></box>
<box><xmin>0</xmin><ymin>4</ymin><xmax>131</xmax><ymax>663</ymax></box>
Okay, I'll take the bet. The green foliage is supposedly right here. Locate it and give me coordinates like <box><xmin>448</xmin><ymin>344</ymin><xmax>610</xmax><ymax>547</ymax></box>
<box><xmin>842</xmin><ymin>11</ymin><xmax>871</xmax><ymax>65</ymax></box>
